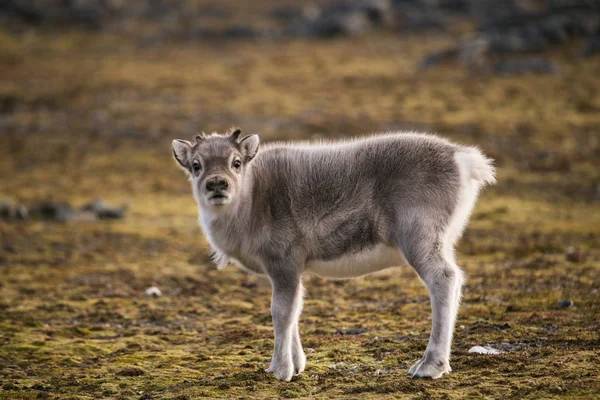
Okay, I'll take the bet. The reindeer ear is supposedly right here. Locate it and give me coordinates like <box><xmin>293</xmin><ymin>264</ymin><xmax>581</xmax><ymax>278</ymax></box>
<box><xmin>172</xmin><ymin>139</ymin><xmax>192</xmax><ymax>173</ymax></box>
<box><xmin>239</xmin><ymin>134</ymin><xmax>259</xmax><ymax>162</ymax></box>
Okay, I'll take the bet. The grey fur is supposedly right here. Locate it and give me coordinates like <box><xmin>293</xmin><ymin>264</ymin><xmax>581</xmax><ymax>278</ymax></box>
<box><xmin>172</xmin><ymin>128</ymin><xmax>495</xmax><ymax>381</ymax></box>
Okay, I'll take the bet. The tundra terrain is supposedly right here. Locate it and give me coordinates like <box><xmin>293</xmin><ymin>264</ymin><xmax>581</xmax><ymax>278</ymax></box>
<box><xmin>1</xmin><ymin>2</ymin><xmax>599</xmax><ymax>398</ymax></box>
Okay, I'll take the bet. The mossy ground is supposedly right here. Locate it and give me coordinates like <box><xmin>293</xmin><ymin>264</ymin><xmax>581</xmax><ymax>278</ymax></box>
<box><xmin>1</xmin><ymin>21</ymin><xmax>599</xmax><ymax>400</ymax></box>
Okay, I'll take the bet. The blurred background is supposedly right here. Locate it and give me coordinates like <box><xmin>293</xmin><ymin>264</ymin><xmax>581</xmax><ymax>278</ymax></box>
<box><xmin>1</xmin><ymin>1</ymin><xmax>599</xmax><ymax>399</ymax></box>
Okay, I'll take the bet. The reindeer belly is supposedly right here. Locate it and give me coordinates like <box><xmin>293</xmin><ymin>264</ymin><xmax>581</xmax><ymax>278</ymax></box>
<box><xmin>305</xmin><ymin>244</ymin><xmax>408</xmax><ymax>279</ymax></box>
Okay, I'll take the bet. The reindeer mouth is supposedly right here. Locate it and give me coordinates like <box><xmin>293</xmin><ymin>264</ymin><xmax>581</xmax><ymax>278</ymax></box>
<box><xmin>207</xmin><ymin>192</ymin><xmax>231</xmax><ymax>205</ymax></box>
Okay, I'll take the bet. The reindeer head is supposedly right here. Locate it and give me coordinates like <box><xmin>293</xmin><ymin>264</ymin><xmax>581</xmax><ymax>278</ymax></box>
<box><xmin>172</xmin><ymin>128</ymin><xmax>259</xmax><ymax>213</ymax></box>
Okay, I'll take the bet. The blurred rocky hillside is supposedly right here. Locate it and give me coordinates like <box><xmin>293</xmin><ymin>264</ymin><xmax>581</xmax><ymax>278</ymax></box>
<box><xmin>2</xmin><ymin>0</ymin><xmax>599</xmax><ymax>73</ymax></box>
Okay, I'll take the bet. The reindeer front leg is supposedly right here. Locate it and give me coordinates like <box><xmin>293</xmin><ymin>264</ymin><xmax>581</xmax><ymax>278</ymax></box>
<box><xmin>265</xmin><ymin>260</ymin><xmax>304</xmax><ymax>381</ymax></box>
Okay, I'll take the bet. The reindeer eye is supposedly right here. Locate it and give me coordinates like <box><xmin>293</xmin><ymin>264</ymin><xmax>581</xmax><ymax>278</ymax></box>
<box><xmin>232</xmin><ymin>159</ymin><xmax>242</xmax><ymax>170</ymax></box>
<box><xmin>192</xmin><ymin>161</ymin><xmax>201</xmax><ymax>172</ymax></box>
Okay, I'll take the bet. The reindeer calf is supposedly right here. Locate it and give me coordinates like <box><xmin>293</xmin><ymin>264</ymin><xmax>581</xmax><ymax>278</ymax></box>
<box><xmin>172</xmin><ymin>129</ymin><xmax>495</xmax><ymax>381</ymax></box>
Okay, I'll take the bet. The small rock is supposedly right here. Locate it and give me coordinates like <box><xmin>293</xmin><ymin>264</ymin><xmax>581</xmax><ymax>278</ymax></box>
<box><xmin>0</xmin><ymin>200</ymin><xmax>12</xmax><ymax>219</ymax></box>
<box><xmin>286</xmin><ymin>0</ymin><xmax>392</xmax><ymax>38</ymax></box>
<box><xmin>329</xmin><ymin>362</ymin><xmax>346</xmax><ymax>370</ymax></box>
<box><xmin>33</xmin><ymin>201</ymin><xmax>73</xmax><ymax>222</ymax></box>
<box><xmin>126</xmin><ymin>342</ymin><xmax>143</xmax><ymax>351</ymax></box>
<box><xmin>15</xmin><ymin>205</ymin><xmax>28</xmax><ymax>220</ymax></box>
<box><xmin>493</xmin><ymin>57</ymin><xmax>559</xmax><ymax>76</ymax></box>
<box><xmin>468</xmin><ymin>346</ymin><xmax>501</xmax><ymax>355</ymax></box>
<box><xmin>336</xmin><ymin>327</ymin><xmax>367</xmax><ymax>335</ymax></box>
<box><xmin>81</xmin><ymin>198</ymin><xmax>105</xmax><ymax>212</ymax></box>
<box><xmin>0</xmin><ymin>202</ymin><xmax>17</xmax><ymax>220</ymax></box>
<box><xmin>0</xmin><ymin>201</ymin><xmax>28</xmax><ymax>221</ymax></box>
<box><xmin>82</xmin><ymin>198</ymin><xmax>127</xmax><ymax>220</ymax></box>
<box><xmin>500</xmin><ymin>342</ymin><xmax>532</xmax><ymax>351</ymax></box>
<box><xmin>375</xmin><ymin>368</ymin><xmax>391</xmax><ymax>375</ymax></box>
<box><xmin>558</xmin><ymin>299</ymin><xmax>574</xmax><ymax>309</ymax></box>
<box><xmin>361</xmin><ymin>0</ymin><xmax>393</xmax><ymax>27</ymax></box>
<box><xmin>312</xmin><ymin>11</ymin><xmax>373</xmax><ymax>37</ymax></box>
<box><xmin>117</xmin><ymin>367</ymin><xmax>146</xmax><ymax>377</ymax></box>
<box><xmin>96</xmin><ymin>206</ymin><xmax>126</xmax><ymax>220</ymax></box>
<box><xmin>241</xmin><ymin>278</ymin><xmax>258</xmax><ymax>289</ymax></box>
<box><xmin>565</xmin><ymin>247</ymin><xmax>585</xmax><ymax>263</ymax></box>
<box><xmin>145</xmin><ymin>285</ymin><xmax>162</xmax><ymax>297</ymax></box>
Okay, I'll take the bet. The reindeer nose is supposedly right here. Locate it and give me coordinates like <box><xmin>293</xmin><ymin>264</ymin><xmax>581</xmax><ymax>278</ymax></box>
<box><xmin>206</xmin><ymin>177</ymin><xmax>228</xmax><ymax>192</ymax></box>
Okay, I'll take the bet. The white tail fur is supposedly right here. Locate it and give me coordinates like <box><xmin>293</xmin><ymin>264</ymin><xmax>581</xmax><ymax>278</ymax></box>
<box><xmin>455</xmin><ymin>148</ymin><xmax>496</xmax><ymax>186</ymax></box>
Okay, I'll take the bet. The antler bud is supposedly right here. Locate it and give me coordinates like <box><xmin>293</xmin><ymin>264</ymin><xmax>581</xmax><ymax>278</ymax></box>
<box><xmin>195</xmin><ymin>132</ymin><xmax>206</xmax><ymax>143</ymax></box>
<box><xmin>229</xmin><ymin>128</ymin><xmax>242</xmax><ymax>143</ymax></box>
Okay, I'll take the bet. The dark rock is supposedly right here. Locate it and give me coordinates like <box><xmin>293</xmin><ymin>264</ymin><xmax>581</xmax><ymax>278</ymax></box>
<box><xmin>117</xmin><ymin>367</ymin><xmax>146</xmax><ymax>376</ymax></box>
<box><xmin>361</xmin><ymin>0</ymin><xmax>393</xmax><ymax>27</ymax></box>
<box><xmin>139</xmin><ymin>394</ymin><xmax>152</xmax><ymax>400</ymax></box>
<box><xmin>394</xmin><ymin>2</ymin><xmax>446</xmax><ymax>32</ymax></box>
<box><xmin>493</xmin><ymin>57</ymin><xmax>559</xmax><ymax>75</ymax></box>
<box><xmin>285</xmin><ymin>0</ymin><xmax>393</xmax><ymax>38</ymax></box>
<box><xmin>580</xmin><ymin>32</ymin><xmax>600</xmax><ymax>57</ymax></box>
<box><xmin>558</xmin><ymin>299</ymin><xmax>574</xmax><ymax>308</ymax></box>
<box><xmin>241</xmin><ymin>279</ymin><xmax>259</xmax><ymax>289</ymax></box>
<box><xmin>471</xmin><ymin>0</ymin><xmax>600</xmax><ymax>59</ymax></box>
<box><xmin>0</xmin><ymin>0</ymin><xmax>114</xmax><ymax>29</ymax></box>
<box><xmin>33</xmin><ymin>202</ymin><xmax>73</xmax><ymax>222</ymax></box>
<box><xmin>295</xmin><ymin>11</ymin><xmax>373</xmax><ymax>38</ymax></box>
<box><xmin>194</xmin><ymin>25</ymin><xmax>259</xmax><ymax>40</ymax></box>
<box><xmin>565</xmin><ymin>246</ymin><xmax>585</xmax><ymax>262</ymax></box>
<box><xmin>0</xmin><ymin>95</ymin><xmax>18</xmax><ymax>114</ymax></box>
<box><xmin>96</xmin><ymin>206</ymin><xmax>126</xmax><ymax>220</ymax></box>
<box><xmin>505</xmin><ymin>304</ymin><xmax>522</xmax><ymax>312</ymax></box>
<box><xmin>0</xmin><ymin>0</ymin><xmax>44</xmax><ymax>24</ymax></box>
<box><xmin>81</xmin><ymin>198</ymin><xmax>127</xmax><ymax>220</ymax></box>
<box><xmin>415</xmin><ymin>0</ymin><xmax>600</xmax><ymax>71</ymax></box>
<box><xmin>473</xmin><ymin>0</ymin><xmax>599</xmax><ymax>35</ymax></box>
<box><xmin>538</xmin><ymin>15</ymin><xmax>573</xmax><ymax>44</ymax></box>
<box><xmin>414</xmin><ymin>0</ymin><xmax>600</xmax><ymax>71</ymax></box>
<box><xmin>0</xmin><ymin>201</ymin><xmax>13</xmax><ymax>220</ymax></box>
